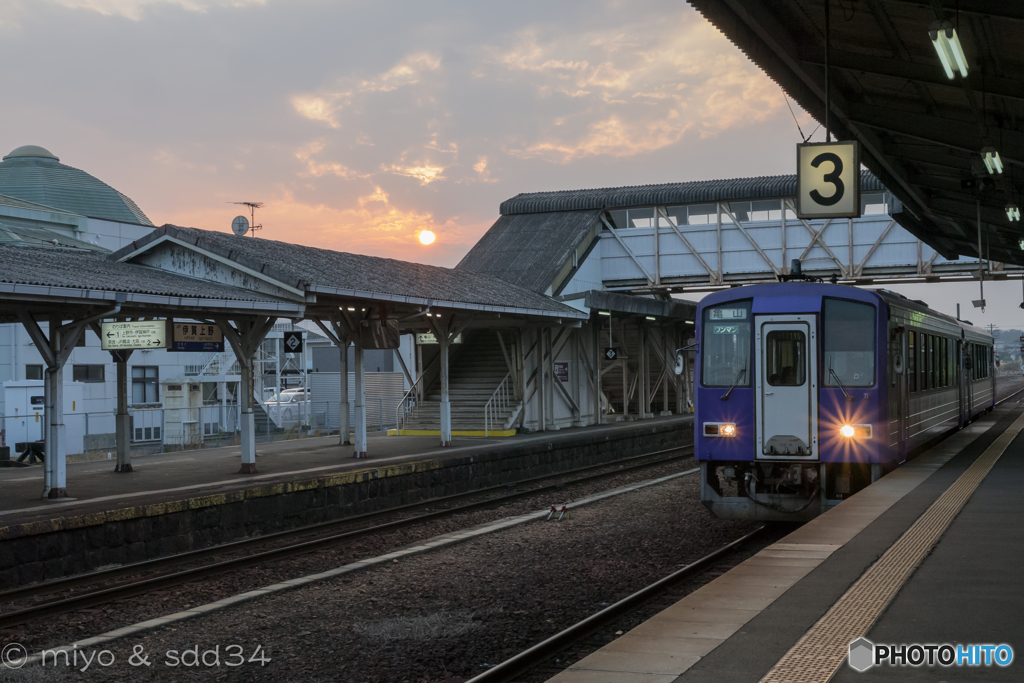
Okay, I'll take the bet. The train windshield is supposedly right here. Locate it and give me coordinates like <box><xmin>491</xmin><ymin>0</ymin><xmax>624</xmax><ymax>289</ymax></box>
<box><xmin>823</xmin><ymin>299</ymin><xmax>876</xmax><ymax>387</ymax></box>
<box><xmin>702</xmin><ymin>301</ymin><xmax>752</xmax><ymax>387</ymax></box>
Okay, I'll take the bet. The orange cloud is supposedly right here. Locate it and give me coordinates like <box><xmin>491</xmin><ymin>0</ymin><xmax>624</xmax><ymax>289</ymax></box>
<box><xmin>387</xmin><ymin>161</ymin><xmax>447</xmax><ymax>185</ymax></box>
<box><xmin>157</xmin><ymin>187</ymin><xmax>485</xmax><ymax>266</ymax></box>
<box><xmin>360</xmin><ymin>51</ymin><xmax>441</xmax><ymax>92</ymax></box>
<box><xmin>494</xmin><ymin>17</ymin><xmax>786</xmax><ymax>162</ymax></box>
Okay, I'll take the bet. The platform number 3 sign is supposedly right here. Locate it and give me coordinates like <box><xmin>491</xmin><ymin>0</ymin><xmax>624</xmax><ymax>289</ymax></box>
<box><xmin>796</xmin><ymin>141</ymin><xmax>861</xmax><ymax>219</ymax></box>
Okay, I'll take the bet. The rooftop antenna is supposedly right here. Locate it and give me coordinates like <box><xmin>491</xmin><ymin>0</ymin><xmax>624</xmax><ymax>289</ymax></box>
<box><xmin>229</xmin><ymin>201</ymin><xmax>263</xmax><ymax>237</ymax></box>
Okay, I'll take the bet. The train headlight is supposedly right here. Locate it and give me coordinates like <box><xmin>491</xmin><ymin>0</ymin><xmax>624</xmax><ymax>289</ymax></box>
<box><xmin>704</xmin><ymin>422</ymin><xmax>737</xmax><ymax>437</ymax></box>
<box><xmin>840</xmin><ymin>424</ymin><xmax>872</xmax><ymax>439</ymax></box>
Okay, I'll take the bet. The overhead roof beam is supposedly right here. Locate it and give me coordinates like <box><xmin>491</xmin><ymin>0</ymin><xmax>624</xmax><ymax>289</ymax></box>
<box><xmin>801</xmin><ymin>49</ymin><xmax>1024</xmax><ymax>106</ymax></box>
<box><xmin>882</xmin><ymin>0</ymin><xmax>1024</xmax><ymax>22</ymax></box>
<box><xmin>847</xmin><ymin>104</ymin><xmax>1024</xmax><ymax>164</ymax></box>
<box><xmin>708</xmin><ymin>0</ymin><xmax>936</xmax><ymax>221</ymax></box>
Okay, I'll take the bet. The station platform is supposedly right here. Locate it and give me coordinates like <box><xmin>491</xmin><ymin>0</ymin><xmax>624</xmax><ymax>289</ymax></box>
<box><xmin>550</xmin><ymin>395</ymin><xmax>1024</xmax><ymax>682</ymax></box>
<box><xmin>0</xmin><ymin>415</ymin><xmax>690</xmax><ymax>539</ymax></box>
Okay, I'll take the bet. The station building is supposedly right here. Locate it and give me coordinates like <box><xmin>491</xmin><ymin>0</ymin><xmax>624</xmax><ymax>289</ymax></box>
<box><xmin>12</xmin><ymin>141</ymin><xmax>992</xmax><ymax>497</ymax></box>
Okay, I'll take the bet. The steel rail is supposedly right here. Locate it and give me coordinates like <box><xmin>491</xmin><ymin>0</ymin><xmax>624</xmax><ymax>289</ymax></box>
<box><xmin>0</xmin><ymin>446</ymin><xmax>695</xmax><ymax>629</ymax></box>
<box><xmin>466</xmin><ymin>525</ymin><xmax>767</xmax><ymax>683</ymax></box>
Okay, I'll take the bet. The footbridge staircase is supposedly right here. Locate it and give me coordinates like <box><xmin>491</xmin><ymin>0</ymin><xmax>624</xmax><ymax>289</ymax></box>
<box><xmin>397</xmin><ymin>332</ymin><xmax>522</xmax><ymax>435</ymax></box>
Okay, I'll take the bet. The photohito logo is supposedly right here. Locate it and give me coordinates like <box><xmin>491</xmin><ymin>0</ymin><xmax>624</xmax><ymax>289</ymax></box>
<box><xmin>848</xmin><ymin>638</ymin><xmax>1014</xmax><ymax>671</ymax></box>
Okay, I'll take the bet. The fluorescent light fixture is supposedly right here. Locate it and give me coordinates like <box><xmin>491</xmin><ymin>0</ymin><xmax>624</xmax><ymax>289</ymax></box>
<box><xmin>1019</xmin><ymin>238</ymin><xmax>1024</xmax><ymax>251</ymax></box>
<box><xmin>598</xmin><ymin>311</ymin><xmax>611</xmax><ymax>316</ymax></box>
<box><xmin>645</xmin><ymin>316</ymin><xmax>657</xmax><ymax>321</ymax></box>
<box><xmin>981</xmin><ymin>147</ymin><xmax>1003</xmax><ymax>175</ymax></box>
<box><xmin>1006</xmin><ymin>203</ymin><xmax>1021</xmax><ymax>222</ymax></box>
<box><xmin>929</xmin><ymin>21</ymin><xmax>968</xmax><ymax>79</ymax></box>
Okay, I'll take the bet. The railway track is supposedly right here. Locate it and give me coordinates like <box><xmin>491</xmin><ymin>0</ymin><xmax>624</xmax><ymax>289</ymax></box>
<box><xmin>466</xmin><ymin>525</ymin><xmax>768</xmax><ymax>683</ymax></box>
<box><xmin>0</xmin><ymin>445</ymin><xmax>695</xmax><ymax>630</ymax></box>
<box><xmin>464</xmin><ymin>384</ymin><xmax>1024</xmax><ymax>683</ymax></box>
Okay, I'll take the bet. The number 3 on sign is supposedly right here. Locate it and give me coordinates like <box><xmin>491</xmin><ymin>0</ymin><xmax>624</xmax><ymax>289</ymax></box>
<box><xmin>796</xmin><ymin>141</ymin><xmax>860</xmax><ymax>219</ymax></box>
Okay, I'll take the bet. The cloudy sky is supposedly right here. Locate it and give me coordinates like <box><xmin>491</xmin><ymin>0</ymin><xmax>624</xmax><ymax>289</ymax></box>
<box><xmin>1</xmin><ymin>0</ymin><xmax>1020</xmax><ymax>330</ymax></box>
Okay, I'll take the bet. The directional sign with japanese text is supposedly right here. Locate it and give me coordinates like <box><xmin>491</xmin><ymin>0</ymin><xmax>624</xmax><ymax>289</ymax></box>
<box><xmin>415</xmin><ymin>333</ymin><xmax>463</xmax><ymax>345</ymax></box>
<box><xmin>554</xmin><ymin>361</ymin><xmax>570</xmax><ymax>383</ymax></box>
<box><xmin>796</xmin><ymin>140</ymin><xmax>860</xmax><ymax>219</ymax></box>
<box><xmin>171</xmin><ymin>323</ymin><xmax>224</xmax><ymax>352</ymax></box>
<box><xmin>100</xmin><ymin>321</ymin><xmax>168</xmax><ymax>350</ymax></box>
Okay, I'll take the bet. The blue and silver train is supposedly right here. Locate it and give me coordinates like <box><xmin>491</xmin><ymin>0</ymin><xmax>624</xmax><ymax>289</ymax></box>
<box><xmin>695</xmin><ymin>282</ymin><xmax>994</xmax><ymax>521</ymax></box>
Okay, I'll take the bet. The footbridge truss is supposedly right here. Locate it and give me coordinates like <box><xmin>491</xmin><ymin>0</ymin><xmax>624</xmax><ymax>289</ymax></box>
<box><xmin>597</xmin><ymin>193</ymin><xmax>1022</xmax><ymax>294</ymax></box>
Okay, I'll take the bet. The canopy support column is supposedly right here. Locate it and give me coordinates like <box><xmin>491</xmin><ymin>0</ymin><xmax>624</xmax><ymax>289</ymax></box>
<box><xmin>216</xmin><ymin>315</ymin><xmax>275</xmax><ymax>474</ymax></box>
<box><xmin>429</xmin><ymin>315</ymin><xmax>472</xmax><ymax>447</ymax></box>
<box><xmin>20</xmin><ymin>307</ymin><xmax>111</xmax><ymax>498</ymax></box>
<box><xmin>312</xmin><ymin>316</ymin><xmax>355</xmax><ymax>447</ymax></box>
<box><xmin>353</xmin><ymin>339</ymin><xmax>367</xmax><ymax>457</ymax></box>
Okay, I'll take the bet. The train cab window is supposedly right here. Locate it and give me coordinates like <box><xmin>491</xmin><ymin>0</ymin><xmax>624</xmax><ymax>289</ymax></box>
<box><xmin>908</xmin><ymin>332</ymin><xmax>916</xmax><ymax>392</ymax></box>
<box><xmin>823</xmin><ymin>299</ymin><xmax>875</xmax><ymax>387</ymax></box>
<box><xmin>765</xmin><ymin>330</ymin><xmax>806</xmax><ymax>386</ymax></box>
<box><xmin>702</xmin><ymin>302</ymin><xmax>752</xmax><ymax>387</ymax></box>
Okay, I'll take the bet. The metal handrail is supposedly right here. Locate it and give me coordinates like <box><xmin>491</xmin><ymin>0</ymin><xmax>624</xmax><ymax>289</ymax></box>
<box><xmin>484</xmin><ymin>372</ymin><xmax>512</xmax><ymax>437</ymax></box>
<box><xmin>395</xmin><ymin>381</ymin><xmax>420</xmax><ymax>436</ymax></box>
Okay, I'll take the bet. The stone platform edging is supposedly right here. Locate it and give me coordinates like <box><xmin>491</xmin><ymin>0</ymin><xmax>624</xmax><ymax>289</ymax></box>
<box><xmin>0</xmin><ymin>418</ymin><xmax>690</xmax><ymax>588</ymax></box>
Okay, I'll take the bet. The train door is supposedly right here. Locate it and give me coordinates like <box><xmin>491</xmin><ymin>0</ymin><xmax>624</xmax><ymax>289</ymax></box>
<box><xmin>960</xmin><ymin>340</ymin><xmax>972</xmax><ymax>423</ymax></box>
<box><xmin>755</xmin><ymin>315</ymin><xmax>818</xmax><ymax>459</ymax></box>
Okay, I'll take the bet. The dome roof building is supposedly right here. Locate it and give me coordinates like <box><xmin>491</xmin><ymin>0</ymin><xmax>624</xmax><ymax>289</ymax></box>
<box><xmin>0</xmin><ymin>145</ymin><xmax>153</xmax><ymax>226</ymax></box>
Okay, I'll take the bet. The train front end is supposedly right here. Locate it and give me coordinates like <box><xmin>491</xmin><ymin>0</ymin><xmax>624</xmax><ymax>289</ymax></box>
<box><xmin>695</xmin><ymin>283</ymin><xmax>888</xmax><ymax>521</ymax></box>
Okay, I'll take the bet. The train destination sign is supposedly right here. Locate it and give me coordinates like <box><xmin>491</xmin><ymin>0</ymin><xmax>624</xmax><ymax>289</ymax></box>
<box><xmin>796</xmin><ymin>140</ymin><xmax>860</xmax><ymax>219</ymax></box>
<box><xmin>100</xmin><ymin>321</ymin><xmax>169</xmax><ymax>350</ymax></box>
<box><xmin>171</xmin><ymin>323</ymin><xmax>224</xmax><ymax>352</ymax></box>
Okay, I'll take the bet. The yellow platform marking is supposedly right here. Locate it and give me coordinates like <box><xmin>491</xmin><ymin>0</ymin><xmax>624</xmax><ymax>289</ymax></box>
<box><xmin>386</xmin><ymin>428</ymin><xmax>516</xmax><ymax>437</ymax></box>
<box><xmin>759</xmin><ymin>409</ymin><xmax>1024</xmax><ymax>683</ymax></box>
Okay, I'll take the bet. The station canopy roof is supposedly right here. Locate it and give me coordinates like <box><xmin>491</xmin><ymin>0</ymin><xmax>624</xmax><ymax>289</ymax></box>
<box><xmin>112</xmin><ymin>225</ymin><xmax>586</xmax><ymax>322</ymax></box>
<box><xmin>687</xmin><ymin>0</ymin><xmax>1024</xmax><ymax>265</ymax></box>
<box><xmin>0</xmin><ymin>244</ymin><xmax>304</xmax><ymax>321</ymax></box>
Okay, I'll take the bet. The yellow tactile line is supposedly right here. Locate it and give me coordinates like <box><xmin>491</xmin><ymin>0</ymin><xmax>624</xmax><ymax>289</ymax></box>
<box><xmin>760</xmin><ymin>409</ymin><xmax>1024</xmax><ymax>683</ymax></box>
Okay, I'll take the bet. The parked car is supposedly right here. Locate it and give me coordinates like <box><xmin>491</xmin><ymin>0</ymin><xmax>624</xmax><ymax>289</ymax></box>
<box><xmin>264</xmin><ymin>389</ymin><xmax>311</xmax><ymax>428</ymax></box>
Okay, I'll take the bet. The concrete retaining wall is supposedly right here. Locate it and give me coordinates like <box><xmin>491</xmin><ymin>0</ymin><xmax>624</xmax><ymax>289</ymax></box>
<box><xmin>0</xmin><ymin>419</ymin><xmax>691</xmax><ymax>589</ymax></box>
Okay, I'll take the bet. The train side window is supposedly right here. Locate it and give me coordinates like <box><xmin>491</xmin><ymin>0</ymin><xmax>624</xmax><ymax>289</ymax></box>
<box><xmin>765</xmin><ymin>330</ymin><xmax>806</xmax><ymax>386</ymax></box>
<box><xmin>941</xmin><ymin>338</ymin><xmax>947</xmax><ymax>387</ymax></box>
<box><xmin>923</xmin><ymin>335</ymin><xmax>929</xmax><ymax>390</ymax></box>
<box><xmin>908</xmin><ymin>332</ymin><xmax>916</xmax><ymax>392</ymax></box>
<box><xmin>929</xmin><ymin>335</ymin><xmax>936</xmax><ymax>390</ymax></box>
<box><xmin>922</xmin><ymin>335</ymin><xmax>929</xmax><ymax>389</ymax></box>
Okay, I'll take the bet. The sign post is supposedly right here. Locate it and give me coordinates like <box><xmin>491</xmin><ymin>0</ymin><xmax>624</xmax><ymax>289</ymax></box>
<box><xmin>796</xmin><ymin>141</ymin><xmax>860</xmax><ymax>219</ymax></box>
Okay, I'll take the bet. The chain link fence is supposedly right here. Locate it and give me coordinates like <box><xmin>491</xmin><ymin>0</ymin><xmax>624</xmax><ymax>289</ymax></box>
<box><xmin>0</xmin><ymin>397</ymin><xmax>405</xmax><ymax>465</ymax></box>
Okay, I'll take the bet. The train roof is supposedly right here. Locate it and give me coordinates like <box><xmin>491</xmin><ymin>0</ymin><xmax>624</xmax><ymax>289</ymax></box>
<box><xmin>697</xmin><ymin>282</ymin><xmax>993</xmax><ymax>342</ymax></box>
